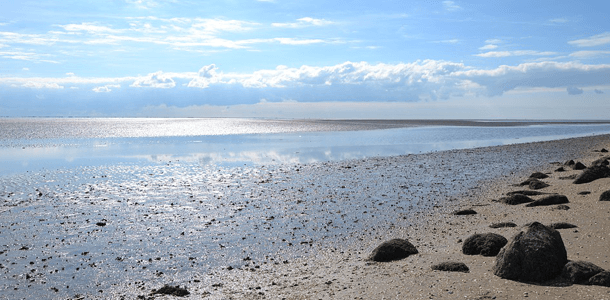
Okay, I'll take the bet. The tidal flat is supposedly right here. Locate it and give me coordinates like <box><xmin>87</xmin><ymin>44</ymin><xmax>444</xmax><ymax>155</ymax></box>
<box><xmin>1</xmin><ymin>130</ymin><xmax>609</xmax><ymax>299</ymax></box>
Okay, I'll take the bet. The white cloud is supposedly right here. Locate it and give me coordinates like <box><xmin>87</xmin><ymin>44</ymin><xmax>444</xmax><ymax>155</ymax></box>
<box><xmin>131</xmin><ymin>71</ymin><xmax>176</xmax><ymax>88</ymax></box>
<box><xmin>22</xmin><ymin>67</ymin><xmax>29</xmax><ymax>71</ymax></box>
<box><xmin>475</xmin><ymin>50</ymin><xmax>557</xmax><ymax>58</ymax></box>
<box><xmin>443</xmin><ymin>1</ymin><xmax>462</xmax><ymax>11</ymax></box>
<box><xmin>22</xmin><ymin>82</ymin><xmax>64</xmax><ymax>89</ymax></box>
<box><xmin>567</xmin><ymin>87</ymin><xmax>583</xmax><ymax>95</ymax></box>
<box><xmin>549</xmin><ymin>18</ymin><xmax>569</xmax><ymax>23</ymax></box>
<box><xmin>272</xmin><ymin>17</ymin><xmax>335</xmax><ymax>28</ymax></box>
<box><xmin>569</xmin><ymin>50</ymin><xmax>610</xmax><ymax>58</ymax></box>
<box><xmin>568</xmin><ymin>32</ymin><xmax>610</xmax><ymax>47</ymax></box>
<box><xmin>57</xmin><ymin>23</ymin><xmax>120</xmax><ymax>34</ymax></box>
<box><xmin>187</xmin><ymin>64</ymin><xmax>227</xmax><ymax>88</ymax></box>
<box><xmin>479</xmin><ymin>44</ymin><xmax>497</xmax><ymax>50</ymax></box>
<box><xmin>435</xmin><ymin>39</ymin><xmax>460</xmax><ymax>44</ymax></box>
<box><xmin>93</xmin><ymin>84</ymin><xmax>121</xmax><ymax>93</ymax></box>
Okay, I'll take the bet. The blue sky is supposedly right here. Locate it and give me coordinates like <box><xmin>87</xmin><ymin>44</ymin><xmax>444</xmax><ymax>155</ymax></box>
<box><xmin>1</xmin><ymin>0</ymin><xmax>609</xmax><ymax>119</ymax></box>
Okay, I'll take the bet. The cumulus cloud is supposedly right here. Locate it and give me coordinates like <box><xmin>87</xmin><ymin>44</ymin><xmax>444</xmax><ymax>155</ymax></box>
<box><xmin>93</xmin><ymin>84</ymin><xmax>121</xmax><ymax>93</ymax></box>
<box><xmin>22</xmin><ymin>82</ymin><xmax>64</xmax><ymax>89</ymax></box>
<box><xmin>567</xmin><ymin>87</ymin><xmax>583</xmax><ymax>95</ymax></box>
<box><xmin>568</xmin><ymin>32</ymin><xmax>610</xmax><ymax>47</ymax></box>
<box><xmin>130</xmin><ymin>71</ymin><xmax>175</xmax><ymax>88</ymax></box>
<box><xmin>456</xmin><ymin>61</ymin><xmax>610</xmax><ymax>96</ymax></box>
<box><xmin>187</xmin><ymin>64</ymin><xmax>228</xmax><ymax>88</ymax></box>
<box><xmin>475</xmin><ymin>50</ymin><xmax>557</xmax><ymax>58</ymax></box>
<box><xmin>272</xmin><ymin>17</ymin><xmax>335</xmax><ymax>28</ymax></box>
<box><xmin>479</xmin><ymin>44</ymin><xmax>497</xmax><ymax>50</ymax></box>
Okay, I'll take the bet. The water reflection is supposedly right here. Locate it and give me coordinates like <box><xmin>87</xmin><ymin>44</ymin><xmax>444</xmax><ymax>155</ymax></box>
<box><xmin>1</xmin><ymin>124</ymin><xmax>610</xmax><ymax>176</ymax></box>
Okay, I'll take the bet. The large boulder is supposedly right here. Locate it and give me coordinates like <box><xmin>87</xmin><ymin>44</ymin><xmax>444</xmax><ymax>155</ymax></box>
<box><xmin>462</xmin><ymin>233</ymin><xmax>508</xmax><ymax>256</ymax></box>
<box><xmin>525</xmin><ymin>195</ymin><xmax>569</xmax><ymax>207</ymax></box>
<box><xmin>498</xmin><ymin>194</ymin><xmax>533</xmax><ymax>205</ymax></box>
<box><xmin>573</xmin><ymin>165</ymin><xmax>610</xmax><ymax>184</ymax></box>
<box><xmin>561</xmin><ymin>261</ymin><xmax>604</xmax><ymax>284</ymax></box>
<box><xmin>589</xmin><ymin>271</ymin><xmax>610</xmax><ymax>287</ymax></box>
<box><xmin>493</xmin><ymin>222</ymin><xmax>567</xmax><ymax>283</ymax></box>
<box><xmin>368</xmin><ymin>239</ymin><xmax>418</xmax><ymax>262</ymax></box>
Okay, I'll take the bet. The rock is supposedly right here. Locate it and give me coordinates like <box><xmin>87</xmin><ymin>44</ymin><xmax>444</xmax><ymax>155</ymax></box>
<box><xmin>548</xmin><ymin>222</ymin><xmax>577</xmax><ymax>229</ymax></box>
<box><xmin>431</xmin><ymin>261</ymin><xmax>469</xmax><ymax>273</ymax></box>
<box><xmin>529</xmin><ymin>180</ymin><xmax>550</xmax><ymax>190</ymax></box>
<box><xmin>602</xmin><ymin>148</ymin><xmax>609</xmax><ymax>153</ymax></box>
<box><xmin>497</xmin><ymin>194</ymin><xmax>533</xmax><ymax>205</ymax></box>
<box><xmin>552</xmin><ymin>205</ymin><xmax>570</xmax><ymax>210</ymax></box>
<box><xmin>577</xmin><ymin>191</ymin><xmax>591</xmax><ymax>195</ymax></box>
<box><xmin>506</xmin><ymin>190</ymin><xmax>550</xmax><ymax>196</ymax></box>
<box><xmin>573</xmin><ymin>165</ymin><xmax>610</xmax><ymax>184</ymax></box>
<box><xmin>490</xmin><ymin>222</ymin><xmax>517</xmax><ymax>228</ymax></box>
<box><xmin>559</xmin><ymin>174</ymin><xmax>578</xmax><ymax>180</ymax></box>
<box><xmin>600</xmin><ymin>190</ymin><xmax>610</xmax><ymax>201</ymax></box>
<box><xmin>525</xmin><ymin>195</ymin><xmax>569</xmax><ymax>207</ymax></box>
<box><xmin>561</xmin><ymin>261</ymin><xmax>604</xmax><ymax>284</ymax></box>
<box><xmin>572</xmin><ymin>162</ymin><xmax>587</xmax><ymax>170</ymax></box>
<box><xmin>151</xmin><ymin>285</ymin><xmax>190</xmax><ymax>297</ymax></box>
<box><xmin>554</xmin><ymin>166</ymin><xmax>566</xmax><ymax>172</ymax></box>
<box><xmin>529</xmin><ymin>172</ymin><xmax>549</xmax><ymax>179</ymax></box>
<box><xmin>96</xmin><ymin>222</ymin><xmax>106</xmax><ymax>227</ymax></box>
<box><xmin>462</xmin><ymin>233</ymin><xmax>508</xmax><ymax>256</ymax></box>
<box><xmin>518</xmin><ymin>178</ymin><xmax>540</xmax><ymax>186</ymax></box>
<box><xmin>591</xmin><ymin>157</ymin><xmax>609</xmax><ymax>167</ymax></box>
<box><xmin>589</xmin><ymin>271</ymin><xmax>610</xmax><ymax>287</ymax></box>
<box><xmin>368</xmin><ymin>239</ymin><xmax>418</xmax><ymax>262</ymax></box>
<box><xmin>564</xmin><ymin>160</ymin><xmax>575</xmax><ymax>167</ymax></box>
<box><xmin>493</xmin><ymin>222</ymin><xmax>567</xmax><ymax>283</ymax></box>
<box><xmin>453</xmin><ymin>209</ymin><xmax>477</xmax><ymax>215</ymax></box>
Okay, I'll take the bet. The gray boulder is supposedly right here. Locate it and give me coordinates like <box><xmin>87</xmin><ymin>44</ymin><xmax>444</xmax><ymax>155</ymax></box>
<box><xmin>493</xmin><ymin>222</ymin><xmax>567</xmax><ymax>283</ymax></box>
<box><xmin>368</xmin><ymin>239</ymin><xmax>418</xmax><ymax>262</ymax></box>
<box><xmin>462</xmin><ymin>233</ymin><xmax>508</xmax><ymax>257</ymax></box>
<box><xmin>561</xmin><ymin>261</ymin><xmax>604</xmax><ymax>284</ymax></box>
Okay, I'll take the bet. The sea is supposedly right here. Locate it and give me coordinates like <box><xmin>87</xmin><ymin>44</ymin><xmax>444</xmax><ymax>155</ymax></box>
<box><xmin>1</xmin><ymin>118</ymin><xmax>610</xmax><ymax>299</ymax></box>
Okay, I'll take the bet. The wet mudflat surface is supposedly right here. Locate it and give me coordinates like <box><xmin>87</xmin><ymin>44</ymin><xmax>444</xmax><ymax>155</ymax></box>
<box><xmin>1</xmin><ymin>134</ymin><xmax>608</xmax><ymax>299</ymax></box>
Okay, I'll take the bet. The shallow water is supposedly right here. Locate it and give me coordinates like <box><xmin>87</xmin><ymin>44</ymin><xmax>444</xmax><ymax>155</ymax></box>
<box><xmin>1</xmin><ymin>119</ymin><xmax>610</xmax><ymax>299</ymax></box>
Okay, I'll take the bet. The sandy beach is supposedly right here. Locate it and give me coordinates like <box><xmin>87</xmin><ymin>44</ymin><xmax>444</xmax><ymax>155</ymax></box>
<box><xmin>1</xmin><ymin>133</ymin><xmax>609</xmax><ymax>299</ymax></box>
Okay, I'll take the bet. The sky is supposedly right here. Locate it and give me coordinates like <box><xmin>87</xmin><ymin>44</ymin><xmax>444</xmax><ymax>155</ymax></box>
<box><xmin>0</xmin><ymin>0</ymin><xmax>609</xmax><ymax>119</ymax></box>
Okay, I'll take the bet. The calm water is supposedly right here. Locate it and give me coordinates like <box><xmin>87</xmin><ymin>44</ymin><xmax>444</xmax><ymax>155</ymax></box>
<box><xmin>1</xmin><ymin>118</ymin><xmax>610</xmax><ymax>299</ymax></box>
<box><xmin>1</xmin><ymin>118</ymin><xmax>610</xmax><ymax>177</ymax></box>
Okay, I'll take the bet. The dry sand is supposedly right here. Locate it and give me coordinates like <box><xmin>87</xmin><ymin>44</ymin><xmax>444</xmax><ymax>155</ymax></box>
<box><xmin>191</xmin><ymin>138</ymin><xmax>610</xmax><ymax>300</ymax></box>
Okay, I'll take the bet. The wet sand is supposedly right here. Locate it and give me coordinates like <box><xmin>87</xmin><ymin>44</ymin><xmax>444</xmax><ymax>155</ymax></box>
<box><xmin>1</xmin><ymin>134</ymin><xmax>609</xmax><ymax>299</ymax></box>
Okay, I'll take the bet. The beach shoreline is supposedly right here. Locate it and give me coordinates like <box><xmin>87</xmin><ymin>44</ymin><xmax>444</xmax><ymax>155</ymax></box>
<box><xmin>1</xmin><ymin>134</ymin><xmax>609</xmax><ymax>299</ymax></box>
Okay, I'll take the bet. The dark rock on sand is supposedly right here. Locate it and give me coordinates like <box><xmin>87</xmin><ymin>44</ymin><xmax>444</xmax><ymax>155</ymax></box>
<box><xmin>600</xmin><ymin>190</ymin><xmax>610</xmax><ymax>201</ymax></box>
<box><xmin>572</xmin><ymin>162</ymin><xmax>587</xmax><ymax>170</ymax></box>
<box><xmin>493</xmin><ymin>222</ymin><xmax>567</xmax><ymax>283</ymax></box>
<box><xmin>529</xmin><ymin>180</ymin><xmax>550</xmax><ymax>190</ymax></box>
<box><xmin>525</xmin><ymin>195</ymin><xmax>569</xmax><ymax>207</ymax></box>
<box><xmin>529</xmin><ymin>172</ymin><xmax>549</xmax><ymax>179</ymax></box>
<box><xmin>564</xmin><ymin>160</ymin><xmax>575</xmax><ymax>167</ymax></box>
<box><xmin>549</xmin><ymin>222</ymin><xmax>577</xmax><ymax>229</ymax></box>
<box><xmin>431</xmin><ymin>261</ymin><xmax>470</xmax><ymax>273</ymax></box>
<box><xmin>368</xmin><ymin>239</ymin><xmax>418</xmax><ymax>262</ymax></box>
<box><xmin>589</xmin><ymin>271</ymin><xmax>610</xmax><ymax>287</ymax></box>
<box><xmin>151</xmin><ymin>285</ymin><xmax>190</xmax><ymax>297</ymax></box>
<box><xmin>497</xmin><ymin>194</ymin><xmax>533</xmax><ymax>205</ymax></box>
<box><xmin>601</xmin><ymin>148</ymin><xmax>609</xmax><ymax>153</ymax></box>
<box><xmin>555</xmin><ymin>166</ymin><xmax>566</xmax><ymax>172</ymax></box>
<box><xmin>96</xmin><ymin>222</ymin><xmax>106</xmax><ymax>227</ymax></box>
<box><xmin>578</xmin><ymin>191</ymin><xmax>591</xmax><ymax>195</ymax></box>
<box><xmin>552</xmin><ymin>205</ymin><xmax>570</xmax><ymax>210</ymax></box>
<box><xmin>591</xmin><ymin>157</ymin><xmax>609</xmax><ymax>167</ymax></box>
<box><xmin>490</xmin><ymin>222</ymin><xmax>517</xmax><ymax>228</ymax></box>
<box><xmin>573</xmin><ymin>165</ymin><xmax>610</xmax><ymax>184</ymax></box>
<box><xmin>559</xmin><ymin>174</ymin><xmax>578</xmax><ymax>180</ymax></box>
<box><xmin>506</xmin><ymin>190</ymin><xmax>550</xmax><ymax>196</ymax></box>
<box><xmin>561</xmin><ymin>261</ymin><xmax>604</xmax><ymax>284</ymax></box>
<box><xmin>518</xmin><ymin>178</ymin><xmax>539</xmax><ymax>186</ymax></box>
<box><xmin>462</xmin><ymin>233</ymin><xmax>508</xmax><ymax>256</ymax></box>
<box><xmin>453</xmin><ymin>209</ymin><xmax>477</xmax><ymax>215</ymax></box>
